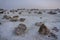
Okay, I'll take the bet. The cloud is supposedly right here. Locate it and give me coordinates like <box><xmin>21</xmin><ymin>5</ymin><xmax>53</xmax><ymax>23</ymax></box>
<box><xmin>0</xmin><ymin>0</ymin><xmax>60</xmax><ymax>9</ymax></box>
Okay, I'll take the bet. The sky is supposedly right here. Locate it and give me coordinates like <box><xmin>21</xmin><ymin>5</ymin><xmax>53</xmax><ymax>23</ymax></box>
<box><xmin>0</xmin><ymin>0</ymin><xmax>60</xmax><ymax>9</ymax></box>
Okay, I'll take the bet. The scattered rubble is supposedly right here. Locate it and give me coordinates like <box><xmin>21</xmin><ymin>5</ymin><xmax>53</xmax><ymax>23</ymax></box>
<box><xmin>14</xmin><ymin>24</ymin><xmax>27</xmax><ymax>35</ymax></box>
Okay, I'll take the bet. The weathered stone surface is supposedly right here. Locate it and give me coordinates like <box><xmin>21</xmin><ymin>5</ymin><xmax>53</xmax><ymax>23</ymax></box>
<box><xmin>15</xmin><ymin>24</ymin><xmax>27</xmax><ymax>35</ymax></box>
<box><xmin>19</xmin><ymin>18</ymin><xmax>25</xmax><ymax>22</ymax></box>
<box><xmin>38</xmin><ymin>24</ymin><xmax>50</xmax><ymax>35</ymax></box>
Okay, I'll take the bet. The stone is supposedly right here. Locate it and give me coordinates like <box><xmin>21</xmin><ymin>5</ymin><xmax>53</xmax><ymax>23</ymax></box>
<box><xmin>15</xmin><ymin>24</ymin><xmax>27</xmax><ymax>35</ymax></box>
<box><xmin>48</xmin><ymin>32</ymin><xmax>57</xmax><ymax>39</ymax></box>
<box><xmin>52</xmin><ymin>27</ymin><xmax>59</xmax><ymax>32</ymax></box>
<box><xmin>28</xmin><ymin>12</ymin><xmax>31</xmax><ymax>14</ymax></box>
<box><xmin>38</xmin><ymin>24</ymin><xmax>50</xmax><ymax>35</ymax></box>
<box><xmin>0</xmin><ymin>22</ymin><xmax>1</xmax><ymax>25</ymax></box>
<box><xmin>18</xmin><ymin>24</ymin><xmax>27</xmax><ymax>30</ymax></box>
<box><xmin>0</xmin><ymin>9</ymin><xmax>4</xmax><ymax>14</ymax></box>
<box><xmin>40</xmin><ymin>17</ymin><xmax>42</xmax><ymax>19</ymax></box>
<box><xmin>19</xmin><ymin>12</ymin><xmax>22</xmax><ymax>14</ymax></box>
<box><xmin>10</xmin><ymin>9</ymin><xmax>17</xmax><ymax>12</ymax></box>
<box><xmin>10</xmin><ymin>16</ymin><xmax>19</xmax><ymax>22</ymax></box>
<box><xmin>13</xmin><ymin>15</ymin><xmax>19</xmax><ymax>19</ymax></box>
<box><xmin>34</xmin><ymin>11</ymin><xmax>38</xmax><ymax>13</ymax></box>
<box><xmin>10</xmin><ymin>18</ymin><xmax>18</xmax><ymax>22</ymax></box>
<box><xmin>7</xmin><ymin>12</ymin><xmax>9</xmax><ymax>14</ymax></box>
<box><xmin>3</xmin><ymin>15</ymin><xmax>11</xmax><ymax>20</ymax></box>
<box><xmin>48</xmin><ymin>11</ymin><xmax>57</xmax><ymax>15</ymax></box>
<box><xmin>0</xmin><ymin>11</ymin><xmax>3</xmax><ymax>14</ymax></box>
<box><xmin>19</xmin><ymin>18</ymin><xmax>25</xmax><ymax>22</ymax></box>
<box><xmin>38</xmin><ymin>11</ymin><xmax>42</xmax><ymax>14</ymax></box>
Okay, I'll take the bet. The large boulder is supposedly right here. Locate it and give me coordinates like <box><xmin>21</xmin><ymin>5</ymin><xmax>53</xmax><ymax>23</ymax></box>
<box><xmin>38</xmin><ymin>24</ymin><xmax>50</xmax><ymax>35</ymax></box>
<box><xmin>15</xmin><ymin>24</ymin><xmax>27</xmax><ymax>35</ymax></box>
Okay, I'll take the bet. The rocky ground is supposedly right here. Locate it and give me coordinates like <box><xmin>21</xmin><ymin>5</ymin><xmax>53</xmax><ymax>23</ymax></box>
<box><xmin>0</xmin><ymin>9</ymin><xmax>60</xmax><ymax>40</ymax></box>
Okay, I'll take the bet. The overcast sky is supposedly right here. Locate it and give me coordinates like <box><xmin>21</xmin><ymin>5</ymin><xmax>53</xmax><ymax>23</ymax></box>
<box><xmin>0</xmin><ymin>0</ymin><xmax>60</xmax><ymax>9</ymax></box>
